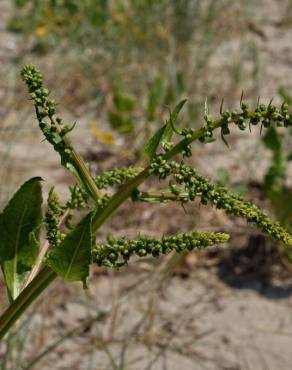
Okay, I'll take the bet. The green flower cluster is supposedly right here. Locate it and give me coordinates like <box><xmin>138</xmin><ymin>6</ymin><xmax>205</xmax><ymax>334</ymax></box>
<box><xmin>92</xmin><ymin>232</ymin><xmax>229</xmax><ymax>267</ymax></box>
<box><xmin>150</xmin><ymin>156</ymin><xmax>292</xmax><ymax>246</ymax></box>
<box><xmin>67</xmin><ymin>167</ymin><xmax>142</xmax><ymax>209</ymax></box>
<box><xmin>66</xmin><ymin>184</ymin><xmax>89</xmax><ymax>210</ymax></box>
<box><xmin>95</xmin><ymin>194</ymin><xmax>111</xmax><ymax>212</ymax></box>
<box><xmin>45</xmin><ymin>189</ymin><xmax>65</xmax><ymax>247</ymax></box>
<box><xmin>179</xmin><ymin>99</ymin><xmax>292</xmax><ymax>146</ymax></box>
<box><xmin>21</xmin><ymin>65</ymin><xmax>74</xmax><ymax>167</ymax></box>
<box><xmin>94</xmin><ymin>167</ymin><xmax>142</xmax><ymax>189</ymax></box>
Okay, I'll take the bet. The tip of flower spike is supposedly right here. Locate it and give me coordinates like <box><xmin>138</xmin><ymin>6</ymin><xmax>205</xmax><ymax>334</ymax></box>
<box><xmin>281</xmin><ymin>232</ymin><xmax>292</xmax><ymax>247</ymax></box>
<box><xmin>20</xmin><ymin>64</ymin><xmax>43</xmax><ymax>92</ymax></box>
<box><xmin>20</xmin><ymin>64</ymin><xmax>41</xmax><ymax>79</ymax></box>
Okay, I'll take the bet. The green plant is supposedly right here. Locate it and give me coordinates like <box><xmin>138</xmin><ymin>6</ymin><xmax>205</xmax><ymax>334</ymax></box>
<box><xmin>259</xmin><ymin>89</ymin><xmax>292</xmax><ymax>259</ymax></box>
<box><xmin>8</xmin><ymin>0</ymin><xmax>109</xmax><ymax>52</ymax></box>
<box><xmin>106</xmin><ymin>72</ymin><xmax>193</xmax><ymax>158</ymax></box>
<box><xmin>9</xmin><ymin>0</ymin><xmax>254</xmax><ymax>161</ymax></box>
<box><xmin>0</xmin><ymin>65</ymin><xmax>292</xmax><ymax>345</ymax></box>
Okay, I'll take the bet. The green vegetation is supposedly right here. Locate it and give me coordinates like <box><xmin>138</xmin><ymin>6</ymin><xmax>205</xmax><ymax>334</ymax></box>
<box><xmin>0</xmin><ymin>65</ymin><xmax>291</xmax><ymax>344</ymax></box>
<box><xmin>8</xmin><ymin>0</ymin><xmax>254</xmax><ymax>154</ymax></box>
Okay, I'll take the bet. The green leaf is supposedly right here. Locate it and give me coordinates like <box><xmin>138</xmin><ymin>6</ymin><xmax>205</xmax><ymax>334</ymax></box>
<box><xmin>169</xmin><ymin>99</ymin><xmax>187</xmax><ymax>134</ymax></box>
<box><xmin>144</xmin><ymin>99</ymin><xmax>187</xmax><ymax>160</ymax></box>
<box><xmin>0</xmin><ymin>177</ymin><xmax>42</xmax><ymax>301</ymax></box>
<box><xmin>161</xmin><ymin>120</ymin><xmax>174</xmax><ymax>144</ymax></box>
<box><xmin>46</xmin><ymin>212</ymin><xmax>92</xmax><ymax>287</ymax></box>
<box><xmin>145</xmin><ymin>124</ymin><xmax>168</xmax><ymax>161</ymax></box>
<box><xmin>2</xmin><ymin>231</ymin><xmax>39</xmax><ymax>302</ymax></box>
<box><xmin>172</xmin><ymin>99</ymin><xmax>187</xmax><ymax>123</ymax></box>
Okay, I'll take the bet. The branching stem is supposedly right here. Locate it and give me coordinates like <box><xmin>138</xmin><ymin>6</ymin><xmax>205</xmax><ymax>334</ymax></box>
<box><xmin>0</xmin><ymin>107</ymin><xmax>275</xmax><ymax>339</ymax></box>
<box><xmin>0</xmin><ymin>119</ymin><xmax>212</xmax><ymax>339</ymax></box>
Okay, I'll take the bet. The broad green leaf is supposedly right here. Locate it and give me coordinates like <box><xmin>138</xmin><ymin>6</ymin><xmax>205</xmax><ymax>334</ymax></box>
<box><xmin>46</xmin><ymin>213</ymin><xmax>92</xmax><ymax>287</ymax></box>
<box><xmin>0</xmin><ymin>177</ymin><xmax>42</xmax><ymax>301</ymax></box>
<box><xmin>2</xmin><ymin>231</ymin><xmax>39</xmax><ymax>302</ymax></box>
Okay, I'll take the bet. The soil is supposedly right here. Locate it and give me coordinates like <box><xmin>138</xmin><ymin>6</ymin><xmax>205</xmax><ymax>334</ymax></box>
<box><xmin>1</xmin><ymin>1</ymin><xmax>292</xmax><ymax>369</ymax></box>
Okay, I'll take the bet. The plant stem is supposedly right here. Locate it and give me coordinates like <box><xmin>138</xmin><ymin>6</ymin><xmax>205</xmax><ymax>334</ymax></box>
<box><xmin>24</xmin><ymin>209</ymin><xmax>70</xmax><ymax>287</ymax></box>
<box><xmin>0</xmin><ymin>117</ymin><xmax>227</xmax><ymax>339</ymax></box>
<box><xmin>49</xmin><ymin>113</ymin><xmax>101</xmax><ymax>202</ymax></box>
<box><xmin>91</xmin><ymin>118</ymin><xmax>225</xmax><ymax>230</ymax></box>
<box><xmin>64</xmin><ymin>137</ymin><xmax>101</xmax><ymax>202</ymax></box>
<box><xmin>0</xmin><ymin>266</ymin><xmax>56</xmax><ymax>340</ymax></box>
<box><xmin>135</xmin><ymin>191</ymin><xmax>190</xmax><ymax>202</ymax></box>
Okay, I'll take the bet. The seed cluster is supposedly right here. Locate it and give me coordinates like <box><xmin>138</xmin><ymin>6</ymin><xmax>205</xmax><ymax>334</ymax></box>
<box><xmin>92</xmin><ymin>232</ymin><xmax>229</xmax><ymax>267</ymax></box>
<box><xmin>21</xmin><ymin>65</ymin><xmax>74</xmax><ymax>168</ymax></box>
<box><xmin>150</xmin><ymin>156</ymin><xmax>292</xmax><ymax>246</ymax></box>
<box><xmin>94</xmin><ymin>167</ymin><xmax>142</xmax><ymax>189</ymax></box>
<box><xmin>179</xmin><ymin>99</ymin><xmax>292</xmax><ymax>146</ymax></box>
<box><xmin>67</xmin><ymin>184</ymin><xmax>89</xmax><ymax>210</ymax></box>
<box><xmin>45</xmin><ymin>189</ymin><xmax>65</xmax><ymax>247</ymax></box>
<box><xmin>21</xmin><ymin>65</ymin><xmax>292</xmax><ymax>267</ymax></box>
<box><xmin>95</xmin><ymin>194</ymin><xmax>111</xmax><ymax>212</ymax></box>
<box><xmin>67</xmin><ymin>167</ymin><xmax>142</xmax><ymax>210</ymax></box>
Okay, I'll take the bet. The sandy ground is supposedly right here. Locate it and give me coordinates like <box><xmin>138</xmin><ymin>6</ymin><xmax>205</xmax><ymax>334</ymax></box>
<box><xmin>1</xmin><ymin>1</ymin><xmax>292</xmax><ymax>369</ymax></box>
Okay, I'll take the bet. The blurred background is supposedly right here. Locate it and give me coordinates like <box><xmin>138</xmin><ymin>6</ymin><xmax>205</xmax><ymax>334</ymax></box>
<box><xmin>1</xmin><ymin>0</ymin><xmax>292</xmax><ymax>369</ymax></box>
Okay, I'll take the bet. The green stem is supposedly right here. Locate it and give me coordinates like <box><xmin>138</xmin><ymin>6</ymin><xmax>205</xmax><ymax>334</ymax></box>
<box><xmin>0</xmin><ymin>117</ymin><xmax>228</xmax><ymax>340</ymax></box>
<box><xmin>47</xmin><ymin>112</ymin><xmax>101</xmax><ymax>202</ymax></box>
<box><xmin>135</xmin><ymin>191</ymin><xmax>189</xmax><ymax>202</ymax></box>
<box><xmin>0</xmin><ymin>267</ymin><xmax>56</xmax><ymax>340</ymax></box>
<box><xmin>91</xmin><ymin>119</ymin><xmax>224</xmax><ymax>229</ymax></box>
<box><xmin>64</xmin><ymin>137</ymin><xmax>101</xmax><ymax>202</ymax></box>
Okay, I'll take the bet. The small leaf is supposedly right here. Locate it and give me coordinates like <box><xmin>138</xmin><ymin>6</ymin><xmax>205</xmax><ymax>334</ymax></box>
<box><xmin>161</xmin><ymin>120</ymin><xmax>174</xmax><ymax>144</ymax></box>
<box><xmin>46</xmin><ymin>213</ymin><xmax>92</xmax><ymax>287</ymax></box>
<box><xmin>145</xmin><ymin>99</ymin><xmax>187</xmax><ymax>160</ymax></box>
<box><xmin>221</xmin><ymin>128</ymin><xmax>229</xmax><ymax>148</ymax></box>
<box><xmin>145</xmin><ymin>124</ymin><xmax>168</xmax><ymax>161</ymax></box>
<box><xmin>169</xmin><ymin>99</ymin><xmax>187</xmax><ymax>134</ymax></box>
<box><xmin>0</xmin><ymin>177</ymin><xmax>42</xmax><ymax>301</ymax></box>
